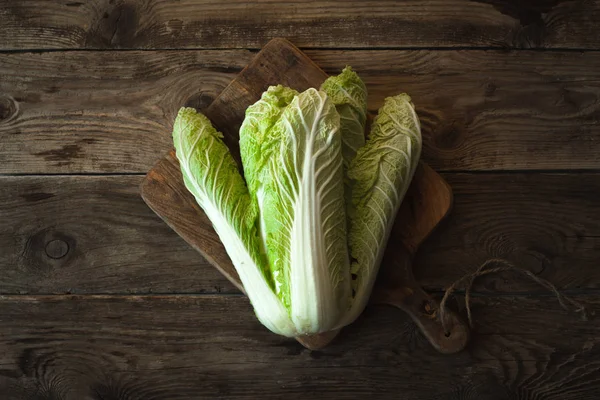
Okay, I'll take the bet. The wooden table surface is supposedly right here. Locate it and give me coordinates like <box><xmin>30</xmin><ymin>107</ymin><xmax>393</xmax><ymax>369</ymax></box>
<box><xmin>1</xmin><ymin>1</ymin><xmax>600</xmax><ymax>399</ymax></box>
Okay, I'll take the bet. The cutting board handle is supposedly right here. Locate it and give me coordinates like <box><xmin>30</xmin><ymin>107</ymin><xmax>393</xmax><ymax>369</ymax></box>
<box><xmin>372</xmin><ymin>246</ymin><xmax>470</xmax><ymax>354</ymax></box>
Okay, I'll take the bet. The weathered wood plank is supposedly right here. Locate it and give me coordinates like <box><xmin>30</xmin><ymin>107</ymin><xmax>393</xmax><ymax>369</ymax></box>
<box><xmin>0</xmin><ymin>294</ymin><xmax>596</xmax><ymax>399</ymax></box>
<box><xmin>0</xmin><ymin>175</ymin><xmax>236</xmax><ymax>295</ymax></box>
<box><xmin>2</xmin><ymin>173</ymin><xmax>598</xmax><ymax>294</ymax></box>
<box><xmin>416</xmin><ymin>172</ymin><xmax>600</xmax><ymax>292</ymax></box>
<box><xmin>313</xmin><ymin>50</ymin><xmax>600</xmax><ymax>172</ymax></box>
<box><xmin>0</xmin><ymin>50</ymin><xmax>247</xmax><ymax>174</ymax></box>
<box><xmin>1</xmin><ymin>0</ymin><xmax>600</xmax><ymax>50</ymax></box>
<box><xmin>1</xmin><ymin>49</ymin><xmax>599</xmax><ymax>174</ymax></box>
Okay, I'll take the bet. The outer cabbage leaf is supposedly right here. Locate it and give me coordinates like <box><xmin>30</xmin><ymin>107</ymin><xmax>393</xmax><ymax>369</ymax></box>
<box><xmin>342</xmin><ymin>93</ymin><xmax>422</xmax><ymax>326</ymax></box>
<box><xmin>240</xmin><ymin>88</ymin><xmax>352</xmax><ymax>334</ymax></box>
<box><xmin>172</xmin><ymin>107</ymin><xmax>295</xmax><ymax>337</ymax></box>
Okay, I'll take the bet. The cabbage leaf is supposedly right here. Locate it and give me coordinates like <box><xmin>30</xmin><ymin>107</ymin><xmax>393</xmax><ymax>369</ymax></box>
<box><xmin>172</xmin><ymin>107</ymin><xmax>296</xmax><ymax>336</ymax></box>
<box><xmin>342</xmin><ymin>93</ymin><xmax>422</xmax><ymax>325</ymax></box>
<box><xmin>240</xmin><ymin>88</ymin><xmax>351</xmax><ymax>334</ymax></box>
<box><xmin>320</xmin><ymin>66</ymin><xmax>368</xmax><ymax>170</ymax></box>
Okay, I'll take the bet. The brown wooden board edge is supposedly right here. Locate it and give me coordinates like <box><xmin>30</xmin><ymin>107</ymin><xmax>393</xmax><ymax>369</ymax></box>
<box><xmin>139</xmin><ymin>37</ymin><xmax>457</xmax><ymax>350</ymax></box>
<box><xmin>412</xmin><ymin>162</ymin><xmax>454</xmax><ymax>253</ymax></box>
<box><xmin>219</xmin><ymin>38</ymin><xmax>325</xmax><ymax>101</ymax></box>
<box><xmin>140</xmin><ymin>152</ymin><xmax>245</xmax><ymax>294</ymax></box>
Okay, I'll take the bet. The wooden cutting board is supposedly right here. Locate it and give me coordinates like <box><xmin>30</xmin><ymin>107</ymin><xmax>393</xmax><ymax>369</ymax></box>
<box><xmin>140</xmin><ymin>38</ymin><xmax>469</xmax><ymax>354</ymax></box>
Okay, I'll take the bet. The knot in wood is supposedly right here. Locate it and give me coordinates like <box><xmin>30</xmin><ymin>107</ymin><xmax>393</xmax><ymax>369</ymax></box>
<box><xmin>45</xmin><ymin>239</ymin><xmax>69</xmax><ymax>259</ymax></box>
<box><xmin>435</xmin><ymin>120</ymin><xmax>466</xmax><ymax>150</ymax></box>
<box><xmin>185</xmin><ymin>92</ymin><xmax>217</xmax><ymax>112</ymax></box>
<box><xmin>0</xmin><ymin>94</ymin><xmax>18</xmax><ymax>123</ymax></box>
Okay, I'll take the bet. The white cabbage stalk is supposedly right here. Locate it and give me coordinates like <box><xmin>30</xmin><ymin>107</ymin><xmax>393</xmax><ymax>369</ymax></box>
<box><xmin>172</xmin><ymin>67</ymin><xmax>421</xmax><ymax>337</ymax></box>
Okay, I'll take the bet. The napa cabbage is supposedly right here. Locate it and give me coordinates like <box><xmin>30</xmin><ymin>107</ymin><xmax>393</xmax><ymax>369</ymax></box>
<box><xmin>172</xmin><ymin>68</ymin><xmax>421</xmax><ymax>337</ymax></box>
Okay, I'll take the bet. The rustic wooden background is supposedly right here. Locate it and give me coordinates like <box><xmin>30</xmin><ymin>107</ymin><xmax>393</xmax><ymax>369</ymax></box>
<box><xmin>1</xmin><ymin>1</ymin><xmax>600</xmax><ymax>399</ymax></box>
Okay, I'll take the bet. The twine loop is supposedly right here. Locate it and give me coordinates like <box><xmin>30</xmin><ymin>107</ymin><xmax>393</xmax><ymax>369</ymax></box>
<box><xmin>439</xmin><ymin>258</ymin><xmax>589</xmax><ymax>336</ymax></box>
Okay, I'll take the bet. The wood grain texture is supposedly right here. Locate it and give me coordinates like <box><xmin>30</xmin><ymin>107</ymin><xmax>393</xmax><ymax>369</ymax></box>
<box><xmin>2</xmin><ymin>49</ymin><xmax>600</xmax><ymax>174</ymax></box>
<box><xmin>0</xmin><ymin>50</ymin><xmax>247</xmax><ymax>174</ymax></box>
<box><xmin>415</xmin><ymin>172</ymin><xmax>600</xmax><ymax>292</ymax></box>
<box><xmin>203</xmin><ymin>38</ymin><xmax>328</xmax><ymax>163</ymax></box>
<box><xmin>0</xmin><ymin>294</ymin><xmax>596</xmax><ymax>399</ymax></box>
<box><xmin>0</xmin><ymin>175</ymin><xmax>236</xmax><ymax>295</ymax></box>
<box><xmin>1</xmin><ymin>1</ymin><xmax>598</xmax><ymax>397</ymax></box>
<box><xmin>1</xmin><ymin>0</ymin><xmax>600</xmax><ymax>50</ymax></box>
<box><xmin>2</xmin><ymin>173</ymin><xmax>599</xmax><ymax>295</ymax></box>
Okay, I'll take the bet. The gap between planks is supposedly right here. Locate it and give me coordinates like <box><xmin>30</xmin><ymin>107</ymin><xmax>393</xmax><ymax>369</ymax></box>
<box><xmin>1</xmin><ymin>47</ymin><xmax>600</xmax><ymax>54</ymax></box>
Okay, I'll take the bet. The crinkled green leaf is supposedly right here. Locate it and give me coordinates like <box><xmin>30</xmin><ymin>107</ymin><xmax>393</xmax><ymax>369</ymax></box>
<box><xmin>172</xmin><ymin>107</ymin><xmax>296</xmax><ymax>336</ymax></box>
<box><xmin>240</xmin><ymin>85</ymin><xmax>299</xmax><ymax>197</ymax></box>
<box><xmin>320</xmin><ymin>66</ymin><xmax>368</xmax><ymax>170</ymax></box>
<box><xmin>342</xmin><ymin>93</ymin><xmax>422</xmax><ymax>325</ymax></box>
